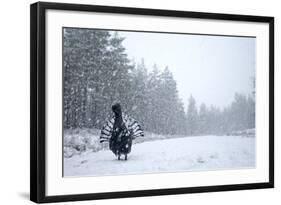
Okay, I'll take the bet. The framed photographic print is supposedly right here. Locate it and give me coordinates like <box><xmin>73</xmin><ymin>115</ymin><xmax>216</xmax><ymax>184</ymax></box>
<box><xmin>30</xmin><ymin>1</ymin><xmax>274</xmax><ymax>203</ymax></box>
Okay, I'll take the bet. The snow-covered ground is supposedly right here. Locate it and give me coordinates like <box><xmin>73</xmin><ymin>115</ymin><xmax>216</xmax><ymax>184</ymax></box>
<box><xmin>64</xmin><ymin>135</ymin><xmax>255</xmax><ymax>177</ymax></box>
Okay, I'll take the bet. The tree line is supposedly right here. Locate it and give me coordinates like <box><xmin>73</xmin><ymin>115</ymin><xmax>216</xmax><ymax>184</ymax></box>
<box><xmin>63</xmin><ymin>28</ymin><xmax>255</xmax><ymax>136</ymax></box>
<box><xmin>186</xmin><ymin>94</ymin><xmax>255</xmax><ymax>136</ymax></box>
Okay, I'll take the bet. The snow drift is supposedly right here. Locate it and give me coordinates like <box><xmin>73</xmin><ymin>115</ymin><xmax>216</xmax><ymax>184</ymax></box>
<box><xmin>64</xmin><ymin>132</ymin><xmax>255</xmax><ymax>177</ymax></box>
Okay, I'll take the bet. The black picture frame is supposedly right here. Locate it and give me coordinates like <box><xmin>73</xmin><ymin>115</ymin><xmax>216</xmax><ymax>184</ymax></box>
<box><xmin>30</xmin><ymin>1</ymin><xmax>274</xmax><ymax>203</ymax></box>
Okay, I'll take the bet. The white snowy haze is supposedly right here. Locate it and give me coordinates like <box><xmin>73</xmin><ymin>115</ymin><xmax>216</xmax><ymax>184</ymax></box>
<box><xmin>119</xmin><ymin>31</ymin><xmax>256</xmax><ymax>109</ymax></box>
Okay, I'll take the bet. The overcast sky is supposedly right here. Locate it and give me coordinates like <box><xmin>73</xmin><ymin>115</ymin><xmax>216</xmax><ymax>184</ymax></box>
<box><xmin>117</xmin><ymin>31</ymin><xmax>255</xmax><ymax>109</ymax></box>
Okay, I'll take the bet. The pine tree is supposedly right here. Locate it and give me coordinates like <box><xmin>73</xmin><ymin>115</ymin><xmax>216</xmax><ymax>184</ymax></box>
<box><xmin>247</xmin><ymin>95</ymin><xmax>255</xmax><ymax>129</ymax></box>
<box><xmin>186</xmin><ymin>95</ymin><xmax>198</xmax><ymax>135</ymax></box>
<box><xmin>198</xmin><ymin>103</ymin><xmax>208</xmax><ymax>135</ymax></box>
<box><xmin>145</xmin><ymin>64</ymin><xmax>161</xmax><ymax>133</ymax></box>
<box><xmin>129</xmin><ymin>59</ymin><xmax>149</xmax><ymax>128</ymax></box>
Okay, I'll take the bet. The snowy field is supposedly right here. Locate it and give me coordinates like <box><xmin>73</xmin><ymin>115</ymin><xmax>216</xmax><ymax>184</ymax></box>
<box><xmin>64</xmin><ymin>135</ymin><xmax>255</xmax><ymax>177</ymax></box>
